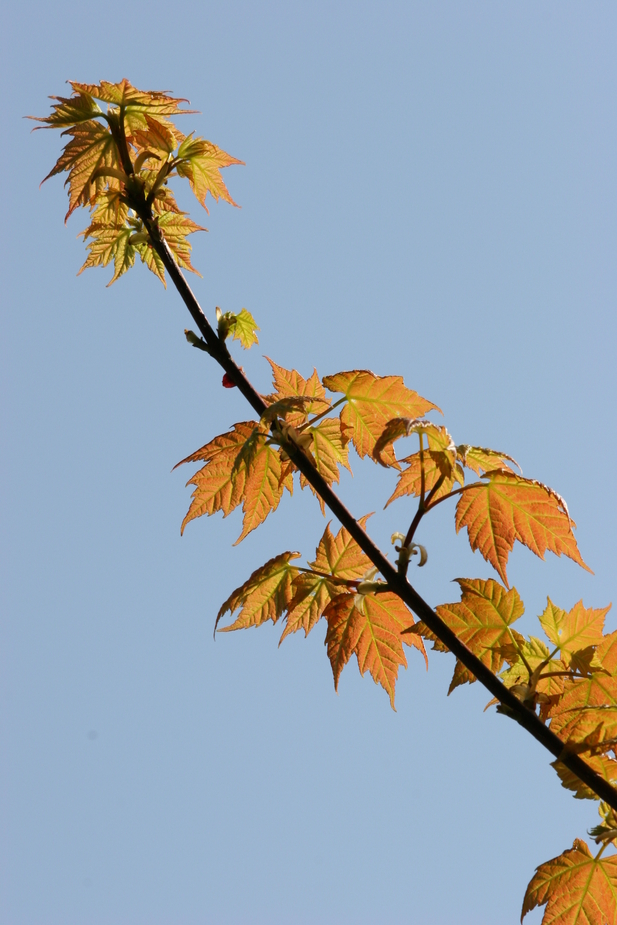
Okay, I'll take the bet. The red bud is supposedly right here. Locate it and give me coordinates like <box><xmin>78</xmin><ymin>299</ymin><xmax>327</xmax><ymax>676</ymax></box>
<box><xmin>222</xmin><ymin>372</ymin><xmax>236</xmax><ymax>388</ymax></box>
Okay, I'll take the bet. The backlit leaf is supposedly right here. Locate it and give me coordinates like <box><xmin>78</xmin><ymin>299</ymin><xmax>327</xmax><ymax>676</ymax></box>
<box><xmin>521</xmin><ymin>838</ymin><xmax>617</xmax><ymax>924</ymax></box>
<box><xmin>298</xmin><ymin>417</ymin><xmax>352</xmax><ymax>508</ymax></box>
<box><xmin>322</xmin><ymin>370</ymin><xmax>440</xmax><ymax>464</ymax></box>
<box><xmin>176</xmin><ymin>422</ymin><xmax>255</xmax><ymax>532</ymax></box>
<box><xmin>324</xmin><ymin>590</ymin><xmax>425</xmax><ymax>708</ymax></box>
<box><xmin>550</xmin><ymin>675</ymin><xmax>617</xmax><ymax>747</ymax></box>
<box><xmin>500</xmin><ymin>636</ymin><xmax>567</xmax><ymax>699</ymax></box>
<box><xmin>42</xmin><ymin>120</ymin><xmax>119</xmax><ymax>220</ymax></box>
<box><xmin>68</xmin><ymin>79</ymin><xmax>192</xmax><ymax>115</ymax></box>
<box><xmin>234</xmin><ymin>434</ymin><xmax>289</xmax><ymax>544</ymax></box>
<box><xmin>386</xmin><ymin>449</ymin><xmax>464</xmax><ymax>507</ymax></box>
<box><xmin>597</xmin><ymin>632</ymin><xmax>617</xmax><ymax>677</ymax></box>
<box><xmin>216</xmin><ymin>552</ymin><xmax>301</xmax><ymax>632</ymax></box>
<box><xmin>540</xmin><ymin>600</ymin><xmax>609</xmax><ymax>663</ymax></box>
<box><xmin>176</xmin><ymin>134</ymin><xmax>244</xmax><ymax>211</ymax></box>
<box><xmin>552</xmin><ymin>755</ymin><xmax>617</xmax><ymax>801</ymax></box>
<box><xmin>435</xmin><ymin>578</ymin><xmax>524</xmax><ymax>692</ymax></box>
<box><xmin>229</xmin><ymin>308</ymin><xmax>260</xmax><ymax>349</ymax></box>
<box><xmin>266</xmin><ymin>359</ymin><xmax>330</xmax><ymax>427</ymax></box>
<box><xmin>279</xmin><ymin>572</ymin><xmax>338</xmax><ymax>643</ymax></box>
<box><xmin>455</xmin><ymin>470</ymin><xmax>591</xmax><ymax>586</ymax></box>
<box><xmin>155</xmin><ymin>210</ymin><xmax>206</xmax><ymax>275</ymax></box>
<box><xmin>457</xmin><ymin>444</ymin><xmax>520</xmax><ymax>475</ymax></box>
<box><xmin>310</xmin><ymin>519</ymin><xmax>372</xmax><ymax>581</ymax></box>
<box><xmin>373</xmin><ymin>419</ymin><xmax>453</xmax><ymax>468</ymax></box>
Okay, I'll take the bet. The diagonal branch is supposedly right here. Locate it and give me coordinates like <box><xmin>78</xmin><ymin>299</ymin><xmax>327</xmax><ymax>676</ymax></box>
<box><xmin>145</xmin><ymin>222</ymin><xmax>617</xmax><ymax>813</ymax></box>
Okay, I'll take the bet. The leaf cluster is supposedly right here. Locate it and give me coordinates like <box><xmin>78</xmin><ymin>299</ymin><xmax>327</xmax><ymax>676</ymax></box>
<box><xmin>31</xmin><ymin>79</ymin><xmax>243</xmax><ymax>285</ymax></box>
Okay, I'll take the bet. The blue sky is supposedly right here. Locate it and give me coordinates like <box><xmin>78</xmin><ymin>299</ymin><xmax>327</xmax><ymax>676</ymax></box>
<box><xmin>2</xmin><ymin>2</ymin><xmax>616</xmax><ymax>923</ymax></box>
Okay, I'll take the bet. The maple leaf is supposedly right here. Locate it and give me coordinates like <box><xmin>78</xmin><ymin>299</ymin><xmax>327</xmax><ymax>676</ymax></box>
<box><xmin>310</xmin><ymin>519</ymin><xmax>373</xmax><ymax>581</ymax></box>
<box><xmin>373</xmin><ymin>418</ymin><xmax>453</xmax><ymax>469</ymax></box>
<box><xmin>30</xmin><ymin>91</ymin><xmax>103</xmax><ymax>129</ymax></box>
<box><xmin>455</xmin><ymin>470</ymin><xmax>591</xmax><ymax>586</ymax></box>
<box><xmin>596</xmin><ymin>632</ymin><xmax>617</xmax><ymax>677</ymax></box>
<box><xmin>176</xmin><ymin>422</ymin><xmax>255</xmax><ymax>533</ymax></box>
<box><xmin>78</xmin><ymin>222</ymin><xmax>136</xmax><ymax>285</ymax></box>
<box><xmin>552</xmin><ymin>755</ymin><xmax>617</xmax><ymax>801</ymax></box>
<box><xmin>228</xmin><ymin>309</ymin><xmax>260</xmax><ymax>349</ymax></box>
<box><xmin>175</xmin><ymin>134</ymin><xmax>244</xmax><ymax>211</ymax></box>
<box><xmin>42</xmin><ymin>120</ymin><xmax>119</xmax><ymax>221</ymax></box>
<box><xmin>304</xmin><ymin>418</ymin><xmax>352</xmax><ymax>484</ymax></box>
<box><xmin>154</xmin><ymin>210</ymin><xmax>206</xmax><ymax>275</ymax></box>
<box><xmin>403</xmin><ymin>621</ymin><xmax>450</xmax><ymax>653</ymax></box>
<box><xmin>216</xmin><ymin>552</ymin><xmax>301</xmax><ymax>632</ymax></box>
<box><xmin>279</xmin><ymin>572</ymin><xmax>339</xmax><ymax>643</ymax></box>
<box><xmin>456</xmin><ymin>444</ymin><xmax>520</xmax><ymax>475</ymax></box>
<box><xmin>266</xmin><ymin>359</ymin><xmax>331</xmax><ymax>427</ymax></box>
<box><xmin>540</xmin><ymin>600</ymin><xmax>610</xmax><ymax>664</ymax></box>
<box><xmin>68</xmin><ymin>80</ymin><xmax>192</xmax><ymax>115</ymax></box>
<box><xmin>233</xmin><ymin>432</ymin><xmax>291</xmax><ymax>544</ymax></box>
<box><xmin>434</xmin><ymin>578</ymin><xmax>524</xmax><ymax>692</ymax></box>
<box><xmin>521</xmin><ymin>838</ymin><xmax>617</xmax><ymax>924</ymax></box>
<box><xmin>324</xmin><ymin>590</ymin><xmax>426</xmax><ymax>708</ymax></box>
<box><xmin>386</xmin><ymin>448</ymin><xmax>464</xmax><ymax>507</ymax></box>
<box><xmin>322</xmin><ymin>370</ymin><xmax>440</xmax><ymax>464</ymax></box>
<box><xmin>550</xmin><ymin>674</ymin><xmax>617</xmax><ymax>747</ymax></box>
<box><xmin>130</xmin><ymin>112</ymin><xmax>180</xmax><ymax>156</ymax></box>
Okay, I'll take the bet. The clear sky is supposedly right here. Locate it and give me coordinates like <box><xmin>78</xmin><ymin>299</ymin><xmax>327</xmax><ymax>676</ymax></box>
<box><xmin>2</xmin><ymin>2</ymin><xmax>616</xmax><ymax>923</ymax></box>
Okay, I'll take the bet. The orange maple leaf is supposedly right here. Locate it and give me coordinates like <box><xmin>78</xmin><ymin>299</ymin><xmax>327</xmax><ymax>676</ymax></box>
<box><xmin>216</xmin><ymin>552</ymin><xmax>301</xmax><ymax>632</ymax></box>
<box><xmin>322</xmin><ymin>370</ymin><xmax>440</xmax><ymax>464</ymax></box>
<box><xmin>175</xmin><ymin>135</ymin><xmax>244</xmax><ymax>211</ymax></box>
<box><xmin>324</xmin><ymin>590</ymin><xmax>426</xmax><ymax>708</ymax></box>
<box><xmin>550</xmin><ymin>673</ymin><xmax>617</xmax><ymax>747</ymax></box>
<box><xmin>455</xmin><ymin>470</ymin><xmax>591</xmax><ymax>586</ymax></box>
<box><xmin>265</xmin><ymin>359</ymin><xmax>331</xmax><ymax>428</ymax></box>
<box><xmin>279</xmin><ymin>572</ymin><xmax>339</xmax><ymax>643</ymax></box>
<box><xmin>176</xmin><ymin>421</ymin><xmax>291</xmax><ymax>543</ymax></box>
<box><xmin>456</xmin><ymin>444</ymin><xmax>520</xmax><ymax>475</ymax></box>
<box><xmin>521</xmin><ymin>838</ymin><xmax>617</xmax><ymax>924</ymax></box>
<box><xmin>434</xmin><ymin>578</ymin><xmax>524</xmax><ymax>693</ymax></box>
<box><xmin>176</xmin><ymin>422</ymin><xmax>257</xmax><ymax>532</ymax></box>
<box><xmin>310</xmin><ymin>519</ymin><xmax>373</xmax><ymax>581</ymax></box>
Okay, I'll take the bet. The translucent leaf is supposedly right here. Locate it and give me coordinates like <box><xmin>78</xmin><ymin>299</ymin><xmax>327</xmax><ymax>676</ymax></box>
<box><xmin>216</xmin><ymin>552</ymin><xmax>301</xmax><ymax>632</ymax></box>
<box><xmin>521</xmin><ymin>838</ymin><xmax>617</xmax><ymax>924</ymax></box>
<box><xmin>324</xmin><ymin>591</ymin><xmax>425</xmax><ymax>709</ymax></box>
<box><xmin>322</xmin><ymin>370</ymin><xmax>439</xmax><ymax>463</ymax></box>
<box><xmin>435</xmin><ymin>578</ymin><xmax>524</xmax><ymax>692</ymax></box>
<box><xmin>540</xmin><ymin>600</ymin><xmax>609</xmax><ymax>663</ymax></box>
<box><xmin>176</xmin><ymin>134</ymin><xmax>244</xmax><ymax>211</ymax></box>
<box><xmin>455</xmin><ymin>470</ymin><xmax>591</xmax><ymax>586</ymax></box>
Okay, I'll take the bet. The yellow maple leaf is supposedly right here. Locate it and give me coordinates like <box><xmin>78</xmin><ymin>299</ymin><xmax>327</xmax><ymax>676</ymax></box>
<box><xmin>540</xmin><ymin>600</ymin><xmax>610</xmax><ymax>664</ymax></box>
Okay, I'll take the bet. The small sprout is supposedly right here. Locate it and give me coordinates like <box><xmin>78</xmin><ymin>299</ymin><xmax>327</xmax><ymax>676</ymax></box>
<box><xmin>184</xmin><ymin>329</ymin><xmax>210</xmax><ymax>353</ymax></box>
<box><xmin>354</xmin><ymin>566</ymin><xmax>387</xmax><ymax>606</ymax></box>
<box><xmin>391</xmin><ymin>533</ymin><xmax>428</xmax><ymax>572</ymax></box>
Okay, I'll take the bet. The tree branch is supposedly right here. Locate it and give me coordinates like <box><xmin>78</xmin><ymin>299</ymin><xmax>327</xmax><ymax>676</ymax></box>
<box><xmin>148</xmin><ymin>227</ymin><xmax>617</xmax><ymax>812</ymax></box>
